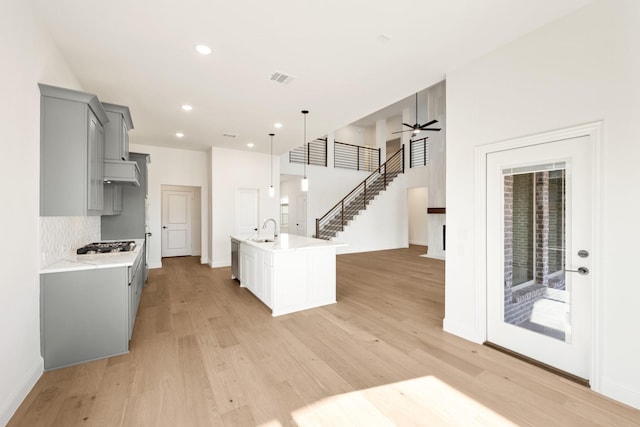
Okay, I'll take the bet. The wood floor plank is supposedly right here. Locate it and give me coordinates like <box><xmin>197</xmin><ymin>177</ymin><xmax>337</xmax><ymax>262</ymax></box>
<box><xmin>9</xmin><ymin>250</ymin><xmax>640</xmax><ymax>426</ymax></box>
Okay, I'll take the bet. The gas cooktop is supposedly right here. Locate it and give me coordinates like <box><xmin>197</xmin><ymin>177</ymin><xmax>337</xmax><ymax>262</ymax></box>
<box><xmin>76</xmin><ymin>241</ymin><xmax>136</xmax><ymax>255</ymax></box>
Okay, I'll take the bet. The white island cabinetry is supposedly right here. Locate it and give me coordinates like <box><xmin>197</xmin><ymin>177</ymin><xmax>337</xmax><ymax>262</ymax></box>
<box><xmin>234</xmin><ymin>234</ymin><xmax>344</xmax><ymax>316</ymax></box>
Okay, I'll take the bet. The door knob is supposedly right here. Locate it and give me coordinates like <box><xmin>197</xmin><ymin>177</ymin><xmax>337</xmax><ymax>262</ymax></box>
<box><xmin>162</xmin><ymin>226</ymin><xmax>167</xmax><ymax>229</ymax></box>
<box><xmin>565</xmin><ymin>267</ymin><xmax>589</xmax><ymax>275</ymax></box>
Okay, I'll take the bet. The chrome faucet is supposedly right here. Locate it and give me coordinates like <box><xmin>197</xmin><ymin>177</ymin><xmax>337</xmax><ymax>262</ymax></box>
<box><xmin>262</xmin><ymin>218</ymin><xmax>278</xmax><ymax>240</ymax></box>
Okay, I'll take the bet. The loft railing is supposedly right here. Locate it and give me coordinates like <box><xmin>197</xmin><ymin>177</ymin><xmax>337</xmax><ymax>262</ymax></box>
<box><xmin>316</xmin><ymin>146</ymin><xmax>404</xmax><ymax>240</ymax></box>
<box><xmin>410</xmin><ymin>136</ymin><xmax>429</xmax><ymax>168</ymax></box>
<box><xmin>334</xmin><ymin>141</ymin><xmax>381</xmax><ymax>172</ymax></box>
<box><xmin>289</xmin><ymin>138</ymin><xmax>327</xmax><ymax>167</ymax></box>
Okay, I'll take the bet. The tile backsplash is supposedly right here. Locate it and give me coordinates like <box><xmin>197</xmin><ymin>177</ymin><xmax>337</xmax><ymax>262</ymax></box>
<box><xmin>40</xmin><ymin>216</ymin><xmax>100</xmax><ymax>268</ymax></box>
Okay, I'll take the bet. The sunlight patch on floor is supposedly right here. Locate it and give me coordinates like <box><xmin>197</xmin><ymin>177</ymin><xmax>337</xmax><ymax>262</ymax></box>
<box><xmin>284</xmin><ymin>376</ymin><xmax>518</xmax><ymax>426</ymax></box>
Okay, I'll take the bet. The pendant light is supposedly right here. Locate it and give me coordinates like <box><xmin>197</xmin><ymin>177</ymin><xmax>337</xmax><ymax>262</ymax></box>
<box><xmin>301</xmin><ymin>110</ymin><xmax>309</xmax><ymax>192</ymax></box>
<box><xmin>268</xmin><ymin>133</ymin><xmax>275</xmax><ymax>197</ymax></box>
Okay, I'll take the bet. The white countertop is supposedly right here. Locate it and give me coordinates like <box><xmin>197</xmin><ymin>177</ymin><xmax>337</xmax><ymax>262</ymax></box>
<box><xmin>232</xmin><ymin>233</ymin><xmax>346</xmax><ymax>252</ymax></box>
<box><xmin>40</xmin><ymin>239</ymin><xmax>145</xmax><ymax>274</ymax></box>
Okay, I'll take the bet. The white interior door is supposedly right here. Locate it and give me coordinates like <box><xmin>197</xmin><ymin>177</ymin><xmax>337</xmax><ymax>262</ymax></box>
<box><xmin>161</xmin><ymin>190</ymin><xmax>193</xmax><ymax>257</ymax></box>
<box><xmin>295</xmin><ymin>195</ymin><xmax>307</xmax><ymax>236</ymax></box>
<box><xmin>486</xmin><ymin>135</ymin><xmax>592</xmax><ymax>380</ymax></box>
<box><xmin>235</xmin><ymin>189</ymin><xmax>259</xmax><ymax>235</ymax></box>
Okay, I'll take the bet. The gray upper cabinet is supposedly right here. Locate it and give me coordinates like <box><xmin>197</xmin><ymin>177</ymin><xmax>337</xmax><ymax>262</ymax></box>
<box><xmin>102</xmin><ymin>183</ymin><xmax>123</xmax><ymax>216</ymax></box>
<box><xmin>39</xmin><ymin>83</ymin><xmax>109</xmax><ymax>216</ymax></box>
<box><xmin>102</xmin><ymin>102</ymin><xmax>133</xmax><ymax>161</ymax></box>
<box><xmin>102</xmin><ymin>102</ymin><xmax>140</xmax><ymax>186</ymax></box>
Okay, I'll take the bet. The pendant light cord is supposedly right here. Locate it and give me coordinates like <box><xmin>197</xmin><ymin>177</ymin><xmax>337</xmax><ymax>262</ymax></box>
<box><xmin>269</xmin><ymin>133</ymin><xmax>274</xmax><ymax>187</ymax></box>
<box><xmin>302</xmin><ymin>110</ymin><xmax>309</xmax><ymax>178</ymax></box>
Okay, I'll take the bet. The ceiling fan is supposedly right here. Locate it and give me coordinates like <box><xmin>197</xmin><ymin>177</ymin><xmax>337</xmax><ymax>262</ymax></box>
<box><xmin>392</xmin><ymin>93</ymin><xmax>441</xmax><ymax>135</ymax></box>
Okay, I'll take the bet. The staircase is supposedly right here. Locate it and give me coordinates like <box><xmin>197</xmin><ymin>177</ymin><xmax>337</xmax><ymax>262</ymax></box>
<box><xmin>316</xmin><ymin>146</ymin><xmax>404</xmax><ymax>240</ymax></box>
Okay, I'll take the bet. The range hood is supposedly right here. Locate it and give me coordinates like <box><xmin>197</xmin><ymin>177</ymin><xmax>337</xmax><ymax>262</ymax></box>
<box><xmin>104</xmin><ymin>159</ymin><xmax>140</xmax><ymax>186</ymax></box>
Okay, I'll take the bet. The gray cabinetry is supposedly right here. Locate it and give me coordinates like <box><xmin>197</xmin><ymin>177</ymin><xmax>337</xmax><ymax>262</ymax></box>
<box><xmin>102</xmin><ymin>102</ymin><xmax>133</xmax><ymax>161</ymax></box>
<box><xmin>39</xmin><ymin>83</ymin><xmax>108</xmax><ymax>216</ymax></box>
<box><xmin>102</xmin><ymin>102</ymin><xmax>141</xmax><ymax>187</ymax></box>
<box><xmin>128</xmin><ymin>250</ymin><xmax>145</xmax><ymax>338</ymax></box>
<box><xmin>102</xmin><ymin>152</ymin><xmax>149</xmax><ymax>239</ymax></box>
<box><xmin>41</xmin><ymin>267</ymin><xmax>129</xmax><ymax>370</ymax></box>
<box><xmin>102</xmin><ymin>183</ymin><xmax>123</xmax><ymax>215</ymax></box>
<box><xmin>40</xmin><ymin>248</ymin><xmax>145</xmax><ymax>370</ymax></box>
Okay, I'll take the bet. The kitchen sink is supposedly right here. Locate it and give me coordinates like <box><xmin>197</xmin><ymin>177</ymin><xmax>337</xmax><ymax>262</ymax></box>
<box><xmin>249</xmin><ymin>238</ymin><xmax>275</xmax><ymax>243</ymax></box>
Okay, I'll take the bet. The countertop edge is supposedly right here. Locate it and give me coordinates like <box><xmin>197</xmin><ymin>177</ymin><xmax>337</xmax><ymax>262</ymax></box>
<box><xmin>231</xmin><ymin>234</ymin><xmax>347</xmax><ymax>252</ymax></box>
<box><xmin>40</xmin><ymin>239</ymin><xmax>145</xmax><ymax>274</ymax></box>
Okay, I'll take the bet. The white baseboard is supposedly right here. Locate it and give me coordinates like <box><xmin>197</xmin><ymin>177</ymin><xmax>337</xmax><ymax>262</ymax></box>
<box><xmin>209</xmin><ymin>260</ymin><xmax>230</xmax><ymax>268</ymax></box>
<box><xmin>421</xmin><ymin>253</ymin><xmax>445</xmax><ymax>260</ymax></box>
<box><xmin>148</xmin><ymin>261</ymin><xmax>162</xmax><ymax>269</ymax></box>
<box><xmin>0</xmin><ymin>357</ymin><xmax>42</xmax><ymax>426</ymax></box>
<box><xmin>442</xmin><ymin>317</ymin><xmax>484</xmax><ymax>344</ymax></box>
<box><xmin>409</xmin><ymin>240</ymin><xmax>428</xmax><ymax>246</ymax></box>
<box><xmin>200</xmin><ymin>257</ymin><xmax>207</xmax><ymax>264</ymax></box>
<box><xmin>600</xmin><ymin>378</ymin><xmax>640</xmax><ymax>410</ymax></box>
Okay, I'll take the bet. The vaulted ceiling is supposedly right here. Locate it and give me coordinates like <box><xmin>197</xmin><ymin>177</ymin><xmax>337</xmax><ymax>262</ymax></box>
<box><xmin>31</xmin><ymin>0</ymin><xmax>593</xmax><ymax>154</ymax></box>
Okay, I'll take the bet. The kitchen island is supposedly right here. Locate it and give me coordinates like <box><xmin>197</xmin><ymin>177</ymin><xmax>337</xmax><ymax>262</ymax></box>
<box><xmin>231</xmin><ymin>234</ymin><xmax>346</xmax><ymax>316</ymax></box>
<box><xmin>40</xmin><ymin>239</ymin><xmax>145</xmax><ymax>370</ymax></box>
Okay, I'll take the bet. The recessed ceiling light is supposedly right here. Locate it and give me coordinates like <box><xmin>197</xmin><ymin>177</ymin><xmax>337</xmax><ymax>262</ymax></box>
<box><xmin>274</xmin><ymin>122</ymin><xmax>283</xmax><ymax>129</ymax></box>
<box><xmin>181</xmin><ymin>104</ymin><xmax>193</xmax><ymax>111</ymax></box>
<box><xmin>247</xmin><ymin>143</ymin><xmax>254</xmax><ymax>148</ymax></box>
<box><xmin>176</xmin><ymin>132</ymin><xmax>184</xmax><ymax>138</ymax></box>
<box><xmin>194</xmin><ymin>44</ymin><xmax>212</xmax><ymax>55</ymax></box>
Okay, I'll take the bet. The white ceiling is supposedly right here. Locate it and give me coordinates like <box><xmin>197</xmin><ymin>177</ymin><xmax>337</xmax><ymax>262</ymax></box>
<box><xmin>31</xmin><ymin>0</ymin><xmax>593</xmax><ymax>154</ymax></box>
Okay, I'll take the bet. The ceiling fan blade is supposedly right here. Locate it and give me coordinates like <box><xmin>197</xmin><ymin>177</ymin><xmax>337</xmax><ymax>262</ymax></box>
<box><xmin>392</xmin><ymin>129</ymin><xmax>417</xmax><ymax>134</ymax></box>
<box><xmin>401</xmin><ymin>123</ymin><xmax>415</xmax><ymax>129</ymax></box>
<box><xmin>419</xmin><ymin>120</ymin><xmax>438</xmax><ymax>129</ymax></box>
<box><xmin>422</xmin><ymin>128</ymin><xmax>442</xmax><ymax>132</ymax></box>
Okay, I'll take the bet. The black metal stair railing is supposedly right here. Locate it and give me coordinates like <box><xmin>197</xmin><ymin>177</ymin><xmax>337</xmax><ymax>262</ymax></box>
<box><xmin>316</xmin><ymin>146</ymin><xmax>404</xmax><ymax>240</ymax></box>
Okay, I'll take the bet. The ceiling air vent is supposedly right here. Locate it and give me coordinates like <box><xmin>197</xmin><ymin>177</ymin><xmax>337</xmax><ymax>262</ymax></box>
<box><xmin>223</xmin><ymin>133</ymin><xmax>237</xmax><ymax>138</ymax></box>
<box><xmin>270</xmin><ymin>72</ymin><xmax>295</xmax><ymax>85</ymax></box>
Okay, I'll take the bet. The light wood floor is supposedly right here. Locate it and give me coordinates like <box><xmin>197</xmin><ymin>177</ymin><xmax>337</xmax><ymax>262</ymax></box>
<box><xmin>10</xmin><ymin>246</ymin><xmax>640</xmax><ymax>426</ymax></box>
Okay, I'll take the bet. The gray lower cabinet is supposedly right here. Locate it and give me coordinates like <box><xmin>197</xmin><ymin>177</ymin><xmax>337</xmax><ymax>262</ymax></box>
<box><xmin>40</xmin><ymin>253</ymin><xmax>145</xmax><ymax>370</ymax></box>
<box><xmin>128</xmin><ymin>251</ymin><xmax>145</xmax><ymax>339</ymax></box>
<box><xmin>39</xmin><ymin>83</ymin><xmax>109</xmax><ymax>216</ymax></box>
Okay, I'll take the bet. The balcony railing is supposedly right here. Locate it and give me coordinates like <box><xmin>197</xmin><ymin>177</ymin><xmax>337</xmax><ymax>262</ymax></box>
<box><xmin>289</xmin><ymin>138</ymin><xmax>327</xmax><ymax>166</ymax></box>
<box><xmin>334</xmin><ymin>141</ymin><xmax>380</xmax><ymax>172</ymax></box>
<box><xmin>410</xmin><ymin>137</ymin><xmax>430</xmax><ymax>168</ymax></box>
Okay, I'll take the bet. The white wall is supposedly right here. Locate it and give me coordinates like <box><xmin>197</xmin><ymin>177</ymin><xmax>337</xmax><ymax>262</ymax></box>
<box><xmin>0</xmin><ymin>0</ymin><xmax>84</xmax><ymax>423</ymax></box>
<box><xmin>210</xmin><ymin>147</ymin><xmax>280</xmax><ymax>267</ymax></box>
<box><xmin>445</xmin><ymin>0</ymin><xmax>640</xmax><ymax>408</ymax></box>
<box><xmin>334</xmin><ymin>125</ymin><xmax>366</xmax><ymax>146</ymax></box>
<box><xmin>337</xmin><ymin>176</ymin><xmax>409</xmax><ymax>254</ymax></box>
<box><xmin>129</xmin><ymin>144</ymin><xmax>209</xmax><ymax>268</ymax></box>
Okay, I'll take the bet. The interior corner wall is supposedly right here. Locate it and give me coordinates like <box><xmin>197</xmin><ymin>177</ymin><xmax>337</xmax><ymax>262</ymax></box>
<box><xmin>445</xmin><ymin>0</ymin><xmax>640</xmax><ymax>409</ymax></box>
<box><xmin>129</xmin><ymin>144</ymin><xmax>209</xmax><ymax>269</ymax></box>
<box><xmin>0</xmin><ymin>1</ymin><xmax>84</xmax><ymax>424</ymax></box>
<box><xmin>210</xmin><ymin>147</ymin><xmax>280</xmax><ymax>267</ymax></box>
<box><xmin>207</xmin><ymin>148</ymin><xmax>213</xmax><ymax>265</ymax></box>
